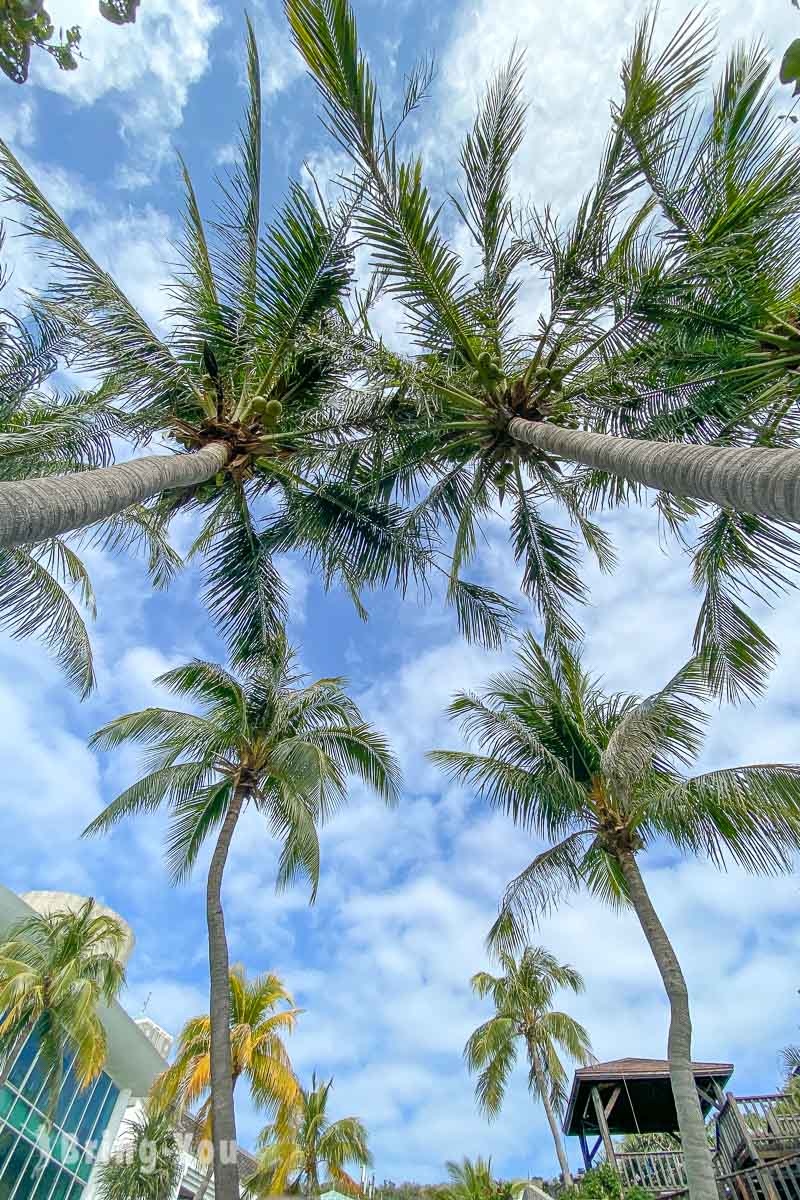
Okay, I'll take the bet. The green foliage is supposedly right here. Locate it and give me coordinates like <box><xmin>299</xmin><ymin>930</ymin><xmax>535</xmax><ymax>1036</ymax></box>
<box><xmin>0</xmin><ymin>898</ymin><xmax>127</xmax><ymax>1111</ymax></box>
<box><xmin>84</xmin><ymin>635</ymin><xmax>400</xmax><ymax>889</ymax></box>
<box><xmin>780</xmin><ymin>39</ymin><xmax>800</xmax><ymax>96</ymax></box>
<box><xmin>0</xmin><ymin>232</ymin><xmax>181</xmax><ymax>693</ymax></box>
<box><xmin>287</xmin><ymin>0</ymin><xmax>800</xmax><ymax>700</ymax></box>
<box><xmin>0</xmin><ymin>0</ymin><xmax>140</xmax><ymax>84</ymax></box>
<box><xmin>465</xmin><ymin>945</ymin><xmax>592</xmax><ymax>1122</ymax></box>
<box><xmin>439</xmin><ymin>1159</ymin><xmax>516</xmax><ymax>1200</ymax></box>
<box><xmin>245</xmin><ymin>1074</ymin><xmax>372</xmax><ymax>1197</ymax></box>
<box><xmin>560</xmin><ymin>1165</ymin><xmax>648</xmax><ymax>1200</ymax></box>
<box><xmin>430</xmin><ymin>633</ymin><xmax>800</xmax><ymax>952</ymax></box>
<box><xmin>151</xmin><ymin>964</ymin><xmax>300</xmax><ymax>1140</ymax></box>
<box><xmin>94</xmin><ymin>1105</ymin><xmax>181</xmax><ymax>1200</ymax></box>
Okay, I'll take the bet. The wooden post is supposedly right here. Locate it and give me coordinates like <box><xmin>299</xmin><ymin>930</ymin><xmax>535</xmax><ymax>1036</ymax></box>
<box><xmin>591</xmin><ymin>1086</ymin><xmax>617</xmax><ymax>1169</ymax></box>
<box><xmin>579</xmin><ymin>1132</ymin><xmax>591</xmax><ymax>1171</ymax></box>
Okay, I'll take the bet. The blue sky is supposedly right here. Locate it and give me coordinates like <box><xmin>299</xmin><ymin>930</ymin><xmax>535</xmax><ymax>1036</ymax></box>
<box><xmin>2</xmin><ymin>0</ymin><xmax>800</xmax><ymax>1185</ymax></box>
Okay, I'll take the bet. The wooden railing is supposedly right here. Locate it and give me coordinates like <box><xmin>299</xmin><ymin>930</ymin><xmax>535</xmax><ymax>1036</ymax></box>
<box><xmin>616</xmin><ymin>1152</ymin><xmax>687</xmax><ymax>1193</ymax></box>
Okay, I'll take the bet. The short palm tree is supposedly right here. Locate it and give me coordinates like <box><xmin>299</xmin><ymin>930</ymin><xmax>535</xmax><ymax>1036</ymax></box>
<box><xmin>287</xmin><ymin>0</ymin><xmax>800</xmax><ymax>698</ymax></box>
<box><xmin>0</xmin><ymin>233</ymin><xmax>179</xmax><ymax>693</ymax></box>
<box><xmin>84</xmin><ymin>635</ymin><xmax>399</xmax><ymax>1200</ymax></box>
<box><xmin>152</xmin><ymin>964</ymin><xmax>301</xmax><ymax>1200</ymax></box>
<box><xmin>0</xmin><ymin>20</ymin><xmax>478</xmax><ymax>662</ymax></box>
<box><xmin>245</xmin><ymin>1073</ymin><xmax>371</xmax><ymax>1198</ymax></box>
<box><xmin>441</xmin><ymin>1157</ymin><xmax>495</xmax><ymax>1200</ymax></box>
<box><xmin>465</xmin><ymin>946</ymin><xmax>592</xmax><ymax>1186</ymax></box>
<box><xmin>430</xmin><ymin>634</ymin><xmax>800</xmax><ymax>1200</ymax></box>
<box><xmin>94</xmin><ymin>1103</ymin><xmax>182</xmax><ymax>1200</ymax></box>
<box><xmin>0</xmin><ymin>897</ymin><xmax>127</xmax><ymax>1106</ymax></box>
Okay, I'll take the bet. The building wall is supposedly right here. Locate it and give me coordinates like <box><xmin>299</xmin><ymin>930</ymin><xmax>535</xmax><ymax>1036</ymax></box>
<box><xmin>0</xmin><ymin>1024</ymin><xmax>125</xmax><ymax>1200</ymax></box>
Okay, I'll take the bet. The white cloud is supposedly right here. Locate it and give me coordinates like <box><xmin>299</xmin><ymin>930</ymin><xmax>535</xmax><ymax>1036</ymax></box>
<box><xmin>29</xmin><ymin>0</ymin><xmax>221</xmax><ymax>186</ymax></box>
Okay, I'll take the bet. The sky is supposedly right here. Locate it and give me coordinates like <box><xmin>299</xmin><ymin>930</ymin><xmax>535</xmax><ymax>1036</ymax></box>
<box><xmin>1</xmin><ymin>0</ymin><xmax>800</xmax><ymax>1186</ymax></box>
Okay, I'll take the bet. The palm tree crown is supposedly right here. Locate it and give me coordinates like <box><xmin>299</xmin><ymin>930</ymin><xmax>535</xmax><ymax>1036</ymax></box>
<box><xmin>83</xmin><ymin>633</ymin><xmax>400</xmax><ymax>886</ymax></box>
<box><xmin>441</xmin><ymin>1157</ymin><xmax>496</xmax><ymax>1200</ymax></box>
<box><xmin>84</xmin><ymin>634</ymin><xmax>397</xmax><ymax>1200</ymax></box>
<box><xmin>245</xmin><ymin>1073</ymin><xmax>371</xmax><ymax>1197</ymax></box>
<box><xmin>431</xmin><ymin>634</ymin><xmax>800</xmax><ymax>937</ymax></box>
<box><xmin>467</xmin><ymin>946</ymin><xmax>591</xmax><ymax>1115</ymax></box>
<box><xmin>94</xmin><ymin>1103</ymin><xmax>182</xmax><ymax>1200</ymax></box>
<box><xmin>431</xmin><ymin>633</ymin><xmax>800</xmax><ymax>1200</ymax></box>
<box><xmin>287</xmin><ymin>0</ymin><xmax>800</xmax><ymax>698</ymax></box>
<box><xmin>153</xmin><ymin>963</ymin><xmax>301</xmax><ymax>1133</ymax></box>
<box><xmin>0</xmin><ymin>898</ymin><xmax>127</xmax><ymax>1107</ymax></box>
<box><xmin>465</xmin><ymin>946</ymin><xmax>591</xmax><ymax>1185</ymax></box>
<box><xmin>0</xmin><ymin>18</ymin><xmax>475</xmax><ymax>661</ymax></box>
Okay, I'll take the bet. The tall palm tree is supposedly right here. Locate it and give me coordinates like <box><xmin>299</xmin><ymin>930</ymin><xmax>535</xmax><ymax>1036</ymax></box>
<box><xmin>152</xmin><ymin>964</ymin><xmax>301</xmax><ymax>1200</ymax></box>
<box><xmin>94</xmin><ymin>1103</ymin><xmax>182</xmax><ymax>1200</ymax></box>
<box><xmin>245</xmin><ymin>1073</ymin><xmax>371</xmax><ymax>1198</ymax></box>
<box><xmin>0</xmin><ymin>21</ymin><xmax>512</xmax><ymax>657</ymax></box>
<box><xmin>84</xmin><ymin>635</ymin><xmax>399</xmax><ymax>1200</ymax></box>
<box><xmin>441</xmin><ymin>1157</ymin><xmax>496</xmax><ymax>1200</ymax></box>
<box><xmin>465</xmin><ymin>946</ymin><xmax>592</xmax><ymax>1186</ymax></box>
<box><xmin>0</xmin><ymin>897</ymin><xmax>127</xmax><ymax>1106</ymax></box>
<box><xmin>0</xmin><ymin>234</ymin><xmax>180</xmax><ymax>693</ymax></box>
<box><xmin>286</xmin><ymin>0</ymin><xmax>800</xmax><ymax>698</ymax></box>
<box><xmin>429</xmin><ymin>633</ymin><xmax>800</xmax><ymax>1200</ymax></box>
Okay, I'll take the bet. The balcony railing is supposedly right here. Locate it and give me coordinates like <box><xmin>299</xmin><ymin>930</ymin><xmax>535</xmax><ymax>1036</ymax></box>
<box><xmin>717</xmin><ymin>1094</ymin><xmax>800</xmax><ymax>1167</ymax></box>
<box><xmin>615</xmin><ymin>1152</ymin><xmax>687</xmax><ymax>1193</ymax></box>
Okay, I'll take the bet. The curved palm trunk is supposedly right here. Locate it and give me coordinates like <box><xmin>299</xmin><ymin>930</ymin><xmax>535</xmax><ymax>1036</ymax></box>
<box><xmin>617</xmin><ymin>851</ymin><xmax>718</xmax><ymax>1200</ymax></box>
<box><xmin>530</xmin><ymin>1049</ymin><xmax>573</xmax><ymax>1187</ymax></box>
<box><xmin>508</xmin><ymin>418</ymin><xmax>800</xmax><ymax>523</ymax></box>
<box><xmin>206</xmin><ymin>787</ymin><xmax>246</xmax><ymax>1200</ymax></box>
<box><xmin>0</xmin><ymin>442</ymin><xmax>231</xmax><ymax>550</ymax></box>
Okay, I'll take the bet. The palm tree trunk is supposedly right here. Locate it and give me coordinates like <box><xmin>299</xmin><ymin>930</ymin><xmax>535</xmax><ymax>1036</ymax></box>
<box><xmin>0</xmin><ymin>442</ymin><xmax>230</xmax><ymax>550</ymax></box>
<box><xmin>206</xmin><ymin>787</ymin><xmax>246</xmax><ymax>1200</ymax></box>
<box><xmin>617</xmin><ymin>850</ymin><xmax>718</xmax><ymax>1200</ymax></box>
<box><xmin>531</xmin><ymin>1049</ymin><xmax>573</xmax><ymax>1187</ymax></box>
<box><xmin>0</xmin><ymin>1017</ymin><xmax>35</xmax><ymax>1090</ymax></box>
<box><xmin>507</xmin><ymin>418</ymin><xmax>800</xmax><ymax>522</ymax></box>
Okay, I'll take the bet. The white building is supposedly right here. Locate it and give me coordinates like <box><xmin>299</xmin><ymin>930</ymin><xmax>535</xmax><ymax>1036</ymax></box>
<box><xmin>0</xmin><ymin>886</ymin><xmax>255</xmax><ymax>1200</ymax></box>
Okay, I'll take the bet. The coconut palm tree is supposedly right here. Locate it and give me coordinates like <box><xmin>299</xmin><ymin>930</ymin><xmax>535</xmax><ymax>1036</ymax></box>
<box><xmin>286</xmin><ymin>0</ymin><xmax>800</xmax><ymax>698</ymax></box>
<box><xmin>465</xmin><ymin>946</ymin><xmax>592</xmax><ymax>1186</ymax></box>
<box><xmin>244</xmin><ymin>1073</ymin><xmax>371</xmax><ymax>1198</ymax></box>
<box><xmin>429</xmin><ymin>633</ymin><xmax>800</xmax><ymax>1200</ymax></box>
<box><xmin>0</xmin><ymin>21</ymin><xmax>512</xmax><ymax>657</ymax></box>
<box><xmin>94</xmin><ymin>1103</ymin><xmax>182</xmax><ymax>1200</ymax></box>
<box><xmin>0</xmin><ymin>897</ymin><xmax>127</xmax><ymax>1106</ymax></box>
<box><xmin>84</xmin><ymin>635</ymin><xmax>399</xmax><ymax>1200</ymax></box>
<box><xmin>0</xmin><ymin>234</ymin><xmax>180</xmax><ymax>693</ymax></box>
<box><xmin>441</xmin><ymin>1157</ymin><xmax>496</xmax><ymax>1200</ymax></box>
<box><xmin>152</xmin><ymin>964</ymin><xmax>301</xmax><ymax>1200</ymax></box>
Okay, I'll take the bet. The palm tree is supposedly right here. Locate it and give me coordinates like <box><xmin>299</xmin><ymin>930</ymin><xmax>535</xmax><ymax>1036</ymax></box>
<box><xmin>0</xmin><ymin>897</ymin><xmax>127</xmax><ymax>1106</ymax></box>
<box><xmin>441</xmin><ymin>1157</ymin><xmax>495</xmax><ymax>1200</ymax></box>
<box><xmin>0</xmin><ymin>233</ymin><xmax>180</xmax><ymax>693</ymax></box>
<box><xmin>286</xmin><ymin>0</ymin><xmax>800</xmax><ymax>698</ymax></box>
<box><xmin>152</xmin><ymin>964</ymin><xmax>301</xmax><ymax>1200</ymax></box>
<box><xmin>465</xmin><ymin>946</ymin><xmax>592</xmax><ymax>1187</ymax></box>
<box><xmin>94</xmin><ymin>1103</ymin><xmax>182</xmax><ymax>1200</ymax></box>
<box><xmin>244</xmin><ymin>1073</ymin><xmax>371</xmax><ymax>1198</ymax></box>
<box><xmin>0</xmin><ymin>20</ymin><xmax>486</xmax><ymax>662</ymax></box>
<box><xmin>84</xmin><ymin>636</ymin><xmax>399</xmax><ymax>1200</ymax></box>
<box><xmin>429</xmin><ymin>634</ymin><xmax>800</xmax><ymax>1200</ymax></box>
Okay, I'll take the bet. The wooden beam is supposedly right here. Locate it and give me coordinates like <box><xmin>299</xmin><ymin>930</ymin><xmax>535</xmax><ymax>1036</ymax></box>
<box><xmin>604</xmin><ymin>1087</ymin><xmax>621</xmax><ymax>1120</ymax></box>
<box><xmin>591</xmin><ymin>1086</ymin><xmax>617</xmax><ymax>1168</ymax></box>
<box><xmin>589</xmin><ymin>1137</ymin><xmax>603</xmax><ymax>1165</ymax></box>
<box><xmin>697</xmin><ymin>1085</ymin><xmax>723</xmax><ymax>1112</ymax></box>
